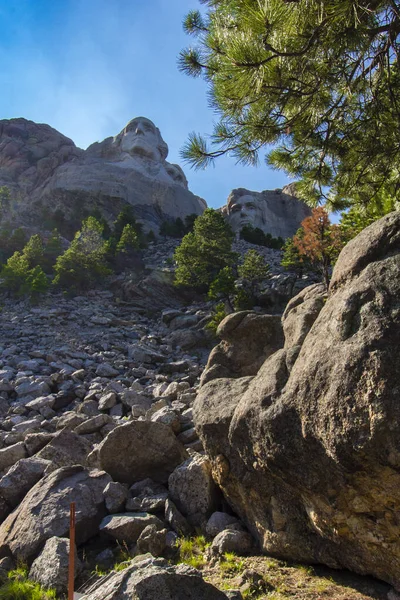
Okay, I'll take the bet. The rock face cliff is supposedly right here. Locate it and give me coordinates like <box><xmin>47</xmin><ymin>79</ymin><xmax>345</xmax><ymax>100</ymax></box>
<box><xmin>220</xmin><ymin>185</ymin><xmax>311</xmax><ymax>239</ymax></box>
<box><xmin>194</xmin><ymin>212</ymin><xmax>400</xmax><ymax>589</ymax></box>
<box><xmin>0</xmin><ymin>117</ymin><xmax>206</xmax><ymax>235</ymax></box>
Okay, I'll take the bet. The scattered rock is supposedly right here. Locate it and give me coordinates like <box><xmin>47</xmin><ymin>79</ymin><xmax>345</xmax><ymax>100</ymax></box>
<box><xmin>100</xmin><ymin>513</ymin><xmax>164</xmax><ymax>545</ymax></box>
<box><xmin>168</xmin><ymin>453</ymin><xmax>220</xmax><ymax>528</ymax></box>
<box><xmin>211</xmin><ymin>528</ymin><xmax>254</xmax><ymax>555</ymax></box>
<box><xmin>0</xmin><ymin>442</ymin><xmax>27</xmax><ymax>473</ymax></box>
<box><xmin>104</xmin><ymin>481</ymin><xmax>129</xmax><ymax>514</ymax></box>
<box><xmin>97</xmin><ymin>421</ymin><xmax>187</xmax><ymax>485</ymax></box>
<box><xmin>79</xmin><ymin>556</ymin><xmax>229</xmax><ymax>599</ymax></box>
<box><xmin>29</xmin><ymin>536</ymin><xmax>81</xmax><ymax>595</ymax></box>
<box><xmin>36</xmin><ymin>429</ymin><xmax>92</xmax><ymax>468</ymax></box>
<box><xmin>206</xmin><ymin>512</ymin><xmax>239</xmax><ymax>537</ymax></box>
<box><xmin>165</xmin><ymin>498</ymin><xmax>193</xmax><ymax>537</ymax></box>
<box><xmin>0</xmin><ymin>457</ymin><xmax>51</xmax><ymax>509</ymax></box>
<box><xmin>136</xmin><ymin>524</ymin><xmax>168</xmax><ymax>557</ymax></box>
<box><xmin>0</xmin><ymin>466</ymin><xmax>111</xmax><ymax>561</ymax></box>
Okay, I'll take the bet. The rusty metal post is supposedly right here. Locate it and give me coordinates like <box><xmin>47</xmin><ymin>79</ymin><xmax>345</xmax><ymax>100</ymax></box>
<box><xmin>68</xmin><ymin>502</ymin><xmax>76</xmax><ymax>600</ymax></box>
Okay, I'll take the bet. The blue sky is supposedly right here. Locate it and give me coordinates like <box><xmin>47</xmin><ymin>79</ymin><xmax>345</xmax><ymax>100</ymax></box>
<box><xmin>0</xmin><ymin>0</ymin><xmax>294</xmax><ymax>209</ymax></box>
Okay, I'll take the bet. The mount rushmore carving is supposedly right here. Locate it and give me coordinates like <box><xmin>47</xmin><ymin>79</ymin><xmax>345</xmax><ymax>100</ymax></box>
<box><xmin>0</xmin><ymin>116</ymin><xmax>310</xmax><ymax>238</ymax></box>
<box><xmin>220</xmin><ymin>186</ymin><xmax>311</xmax><ymax>239</ymax></box>
<box><xmin>0</xmin><ymin>117</ymin><xmax>206</xmax><ymax>233</ymax></box>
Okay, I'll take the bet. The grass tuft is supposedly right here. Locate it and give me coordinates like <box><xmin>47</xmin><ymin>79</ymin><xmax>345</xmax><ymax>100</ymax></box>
<box><xmin>219</xmin><ymin>551</ymin><xmax>245</xmax><ymax>575</ymax></box>
<box><xmin>0</xmin><ymin>566</ymin><xmax>57</xmax><ymax>600</ymax></box>
<box><xmin>176</xmin><ymin>535</ymin><xmax>210</xmax><ymax>570</ymax></box>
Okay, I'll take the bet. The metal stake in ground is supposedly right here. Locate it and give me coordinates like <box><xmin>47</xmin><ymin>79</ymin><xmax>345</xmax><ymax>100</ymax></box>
<box><xmin>68</xmin><ymin>502</ymin><xmax>76</xmax><ymax>600</ymax></box>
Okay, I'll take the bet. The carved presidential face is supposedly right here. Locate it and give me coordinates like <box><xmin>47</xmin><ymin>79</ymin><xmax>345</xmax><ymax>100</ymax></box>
<box><xmin>120</xmin><ymin>117</ymin><xmax>168</xmax><ymax>162</ymax></box>
<box><xmin>226</xmin><ymin>193</ymin><xmax>264</xmax><ymax>231</ymax></box>
<box><xmin>166</xmin><ymin>163</ymin><xmax>188</xmax><ymax>189</ymax></box>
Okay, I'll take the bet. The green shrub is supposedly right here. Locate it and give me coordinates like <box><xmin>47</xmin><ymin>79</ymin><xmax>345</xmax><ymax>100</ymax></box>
<box><xmin>234</xmin><ymin>288</ymin><xmax>253</xmax><ymax>311</ymax></box>
<box><xmin>0</xmin><ymin>253</ymin><xmax>48</xmax><ymax>299</ymax></box>
<box><xmin>53</xmin><ymin>217</ymin><xmax>111</xmax><ymax>291</ymax></box>
<box><xmin>237</xmin><ymin>249</ymin><xmax>270</xmax><ymax>304</ymax></box>
<box><xmin>0</xmin><ymin>186</ymin><xmax>11</xmax><ymax>222</ymax></box>
<box><xmin>0</xmin><ymin>227</ymin><xmax>28</xmax><ymax>265</ymax></box>
<box><xmin>206</xmin><ymin>302</ymin><xmax>227</xmax><ymax>334</ymax></box>
<box><xmin>240</xmin><ymin>225</ymin><xmax>284</xmax><ymax>249</ymax></box>
<box><xmin>0</xmin><ymin>566</ymin><xmax>56</xmax><ymax>600</ymax></box>
<box><xmin>21</xmin><ymin>235</ymin><xmax>44</xmax><ymax>268</ymax></box>
<box><xmin>174</xmin><ymin>209</ymin><xmax>236</xmax><ymax>290</ymax></box>
<box><xmin>146</xmin><ymin>230</ymin><xmax>156</xmax><ymax>243</ymax></box>
<box><xmin>116</xmin><ymin>224</ymin><xmax>140</xmax><ymax>254</ymax></box>
<box><xmin>208</xmin><ymin>266</ymin><xmax>236</xmax><ymax>311</ymax></box>
<box><xmin>159</xmin><ymin>214</ymin><xmax>198</xmax><ymax>238</ymax></box>
<box><xmin>176</xmin><ymin>536</ymin><xmax>210</xmax><ymax>570</ymax></box>
<box><xmin>41</xmin><ymin>230</ymin><xmax>63</xmax><ymax>274</ymax></box>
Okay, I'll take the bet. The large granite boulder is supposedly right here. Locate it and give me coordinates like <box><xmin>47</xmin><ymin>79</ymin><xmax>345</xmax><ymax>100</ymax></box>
<box><xmin>200</xmin><ymin>311</ymin><xmax>284</xmax><ymax>386</ymax></box>
<box><xmin>0</xmin><ymin>117</ymin><xmax>206</xmax><ymax>234</ymax></box>
<box><xmin>97</xmin><ymin>421</ymin><xmax>187</xmax><ymax>485</ymax></box>
<box><xmin>0</xmin><ymin>466</ymin><xmax>111</xmax><ymax>561</ymax></box>
<box><xmin>220</xmin><ymin>187</ymin><xmax>311</xmax><ymax>238</ymax></box>
<box><xmin>194</xmin><ymin>212</ymin><xmax>400</xmax><ymax>590</ymax></box>
<box><xmin>80</xmin><ymin>556</ymin><xmax>229</xmax><ymax>600</ymax></box>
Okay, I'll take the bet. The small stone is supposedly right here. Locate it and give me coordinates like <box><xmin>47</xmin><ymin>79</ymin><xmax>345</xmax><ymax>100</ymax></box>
<box><xmin>100</xmin><ymin>513</ymin><xmax>165</xmax><ymax>545</ymax></box>
<box><xmin>104</xmin><ymin>481</ymin><xmax>129</xmax><ymax>514</ymax></box>
<box><xmin>136</xmin><ymin>525</ymin><xmax>168</xmax><ymax>557</ymax></box>
<box><xmin>165</xmin><ymin>499</ymin><xmax>192</xmax><ymax>537</ymax></box>
<box><xmin>74</xmin><ymin>414</ymin><xmax>112</xmax><ymax>435</ymax></box>
<box><xmin>211</xmin><ymin>528</ymin><xmax>253</xmax><ymax>555</ymax></box>
<box><xmin>0</xmin><ymin>442</ymin><xmax>27</xmax><ymax>472</ymax></box>
<box><xmin>95</xmin><ymin>363</ymin><xmax>119</xmax><ymax>377</ymax></box>
<box><xmin>206</xmin><ymin>512</ymin><xmax>239</xmax><ymax>537</ymax></box>
<box><xmin>98</xmin><ymin>392</ymin><xmax>117</xmax><ymax>411</ymax></box>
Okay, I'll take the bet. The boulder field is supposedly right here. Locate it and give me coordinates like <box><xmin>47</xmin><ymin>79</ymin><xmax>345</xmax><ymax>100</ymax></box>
<box><xmin>194</xmin><ymin>212</ymin><xmax>400</xmax><ymax>590</ymax></box>
<box><xmin>0</xmin><ymin>214</ymin><xmax>398</xmax><ymax>597</ymax></box>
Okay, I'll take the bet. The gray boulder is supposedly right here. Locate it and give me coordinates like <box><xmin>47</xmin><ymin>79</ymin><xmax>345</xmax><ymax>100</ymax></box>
<box><xmin>136</xmin><ymin>525</ymin><xmax>168</xmax><ymax>557</ymax></box>
<box><xmin>211</xmin><ymin>528</ymin><xmax>254</xmax><ymax>555</ymax></box>
<box><xmin>100</xmin><ymin>513</ymin><xmax>164</xmax><ymax>545</ymax></box>
<box><xmin>97</xmin><ymin>421</ymin><xmax>187</xmax><ymax>485</ymax></box>
<box><xmin>104</xmin><ymin>481</ymin><xmax>129</xmax><ymax>514</ymax></box>
<box><xmin>36</xmin><ymin>429</ymin><xmax>93</xmax><ymax>468</ymax></box>
<box><xmin>80</xmin><ymin>556</ymin><xmax>229</xmax><ymax>600</ymax></box>
<box><xmin>206</xmin><ymin>512</ymin><xmax>239</xmax><ymax>537</ymax></box>
<box><xmin>194</xmin><ymin>212</ymin><xmax>400</xmax><ymax>590</ymax></box>
<box><xmin>29</xmin><ymin>536</ymin><xmax>81</xmax><ymax>596</ymax></box>
<box><xmin>0</xmin><ymin>456</ymin><xmax>51</xmax><ymax>509</ymax></box>
<box><xmin>200</xmin><ymin>312</ymin><xmax>283</xmax><ymax>386</ymax></box>
<box><xmin>126</xmin><ymin>479</ymin><xmax>168</xmax><ymax>514</ymax></box>
<box><xmin>165</xmin><ymin>499</ymin><xmax>193</xmax><ymax>537</ymax></box>
<box><xmin>0</xmin><ymin>442</ymin><xmax>27</xmax><ymax>473</ymax></box>
<box><xmin>168</xmin><ymin>453</ymin><xmax>220</xmax><ymax>528</ymax></box>
<box><xmin>0</xmin><ymin>466</ymin><xmax>111</xmax><ymax>561</ymax></box>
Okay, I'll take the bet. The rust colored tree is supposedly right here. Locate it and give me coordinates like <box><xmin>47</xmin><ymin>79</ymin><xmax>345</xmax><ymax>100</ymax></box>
<box><xmin>293</xmin><ymin>207</ymin><xmax>343</xmax><ymax>288</ymax></box>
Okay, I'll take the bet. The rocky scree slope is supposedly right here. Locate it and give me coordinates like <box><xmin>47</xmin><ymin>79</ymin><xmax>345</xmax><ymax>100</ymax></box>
<box><xmin>0</xmin><ymin>283</ymin><xmax>256</xmax><ymax>598</ymax></box>
<box><xmin>194</xmin><ymin>211</ymin><xmax>400</xmax><ymax>590</ymax></box>
<box><xmin>0</xmin><ymin>224</ymin><xmax>372</xmax><ymax>598</ymax></box>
